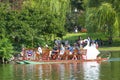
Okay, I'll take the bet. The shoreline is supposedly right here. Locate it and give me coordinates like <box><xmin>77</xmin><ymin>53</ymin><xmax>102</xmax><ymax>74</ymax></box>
<box><xmin>99</xmin><ymin>46</ymin><xmax>120</xmax><ymax>52</ymax></box>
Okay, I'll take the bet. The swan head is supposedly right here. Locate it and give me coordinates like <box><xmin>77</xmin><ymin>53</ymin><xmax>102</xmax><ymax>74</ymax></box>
<box><xmin>83</xmin><ymin>39</ymin><xmax>90</xmax><ymax>47</ymax></box>
<box><xmin>84</xmin><ymin>39</ymin><xmax>89</xmax><ymax>42</ymax></box>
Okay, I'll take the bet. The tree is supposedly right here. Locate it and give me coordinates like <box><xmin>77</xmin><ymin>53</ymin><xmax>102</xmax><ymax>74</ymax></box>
<box><xmin>96</xmin><ymin>3</ymin><xmax>117</xmax><ymax>38</ymax></box>
<box><xmin>22</xmin><ymin>0</ymin><xmax>70</xmax><ymax>41</ymax></box>
<box><xmin>65</xmin><ymin>0</ymin><xmax>85</xmax><ymax>32</ymax></box>
<box><xmin>0</xmin><ymin>0</ymin><xmax>71</xmax><ymax>50</ymax></box>
<box><xmin>83</xmin><ymin>0</ymin><xmax>119</xmax><ymax>38</ymax></box>
<box><xmin>0</xmin><ymin>38</ymin><xmax>14</xmax><ymax>63</ymax></box>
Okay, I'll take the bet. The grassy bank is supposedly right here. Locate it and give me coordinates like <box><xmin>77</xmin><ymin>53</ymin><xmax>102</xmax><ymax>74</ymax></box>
<box><xmin>99</xmin><ymin>47</ymin><xmax>120</xmax><ymax>51</ymax></box>
<box><xmin>63</xmin><ymin>33</ymin><xmax>120</xmax><ymax>51</ymax></box>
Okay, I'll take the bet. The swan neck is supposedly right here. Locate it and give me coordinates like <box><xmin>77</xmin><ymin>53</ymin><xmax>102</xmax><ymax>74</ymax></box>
<box><xmin>86</xmin><ymin>40</ymin><xmax>90</xmax><ymax>46</ymax></box>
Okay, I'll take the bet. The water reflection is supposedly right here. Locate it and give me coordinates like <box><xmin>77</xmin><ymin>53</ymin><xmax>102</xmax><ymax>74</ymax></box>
<box><xmin>0</xmin><ymin>64</ymin><xmax>14</xmax><ymax>80</ymax></box>
<box><xmin>0</xmin><ymin>59</ymin><xmax>120</xmax><ymax>80</ymax></box>
<box><xmin>83</xmin><ymin>62</ymin><xmax>100</xmax><ymax>80</ymax></box>
<box><xmin>13</xmin><ymin>62</ymin><xmax>101</xmax><ymax>80</ymax></box>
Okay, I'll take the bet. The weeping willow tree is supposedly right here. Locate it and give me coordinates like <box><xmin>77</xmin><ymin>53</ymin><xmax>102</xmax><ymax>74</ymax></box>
<box><xmin>84</xmin><ymin>0</ymin><xmax>104</xmax><ymax>33</ymax></box>
<box><xmin>85</xmin><ymin>2</ymin><xmax>119</xmax><ymax>38</ymax></box>
<box><xmin>84</xmin><ymin>0</ymin><xmax>120</xmax><ymax>38</ymax></box>
<box><xmin>96</xmin><ymin>3</ymin><xmax>118</xmax><ymax>38</ymax></box>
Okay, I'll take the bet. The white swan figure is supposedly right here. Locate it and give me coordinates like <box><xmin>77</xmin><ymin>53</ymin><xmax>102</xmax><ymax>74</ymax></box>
<box><xmin>83</xmin><ymin>39</ymin><xmax>100</xmax><ymax>60</ymax></box>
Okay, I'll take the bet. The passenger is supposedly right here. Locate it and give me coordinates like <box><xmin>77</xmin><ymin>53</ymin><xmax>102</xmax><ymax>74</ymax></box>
<box><xmin>51</xmin><ymin>45</ymin><xmax>59</xmax><ymax>60</ymax></box>
<box><xmin>59</xmin><ymin>44</ymin><xmax>65</xmax><ymax>55</ymax></box>
<box><xmin>52</xmin><ymin>45</ymin><xmax>59</xmax><ymax>54</ymax></box>
<box><xmin>54</xmin><ymin>39</ymin><xmax>61</xmax><ymax>46</ymax></box>
<box><xmin>73</xmin><ymin>43</ymin><xmax>80</xmax><ymax>54</ymax></box>
<box><xmin>65</xmin><ymin>40</ymin><xmax>69</xmax><ymax>46</ymax></box>
<box><xmin>63</xmin><ymin>44</ymin><xmax>74</xmax><ymax>60</ymax></box>
<box><xmin>91</xmin><ymin>41</ymin><xmax>99</xmax><ymax>49</ymax></box>
<box><xmin>91</xmin><ymin>41</ymin><xmax>96</xmax><ymax>48</ymax></box>
<box><xmin>38</xmin><ymin>46</ymin><xmax>42</xmax><ymax>54</ymax></box>
<box><xmin>27</xmin><ymin>50</ymin><xmax>33</xmax><ymax>60</ymax></box>
<box><xmin>58</xmin><ymin>44</ymin><xmax>65</xmax><ymax>60</ymax></box>
<box><xmin>72</xmin><ymin>43</ymin><xmax>80</xmax><ymax>60</ymax></box>
<box><xmin>37</xmin><ymin>46</ymin><xmax>42</xmax><ymax>60</ymax></box>
<box><xmin>80</xmin><ymin>39</ymin><xmax>84</xmax><ymax>49</ymax></box>
<box><xmin>68</xmin><ymin>45</ymin><xmax>74</xmax><ymax>55</ymax></box>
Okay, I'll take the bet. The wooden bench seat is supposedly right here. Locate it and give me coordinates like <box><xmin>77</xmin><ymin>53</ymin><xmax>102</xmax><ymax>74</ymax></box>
<box><xmin>41</xmin><ymin>48</ymin><xmax>51</xmax><ymax>60</ymax></box>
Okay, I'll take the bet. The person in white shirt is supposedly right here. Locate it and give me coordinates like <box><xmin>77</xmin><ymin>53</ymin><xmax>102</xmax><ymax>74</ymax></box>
<box><xmin>38</xmin><ymin>46</ymin><xmax>42</xmax><ymax>54</ymax></box>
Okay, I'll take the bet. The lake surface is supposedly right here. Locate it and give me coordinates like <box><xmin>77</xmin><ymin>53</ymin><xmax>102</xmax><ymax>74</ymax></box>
<box><xmin>0</xmin><ymin>51</ymin><xmax>120</xmax><ymax>80</ymax></box>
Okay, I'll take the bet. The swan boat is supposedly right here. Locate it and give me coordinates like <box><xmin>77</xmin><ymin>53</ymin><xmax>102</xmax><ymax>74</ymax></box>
<box><xmin>16</xmin><ymin>39</ymin><xmax>111</xmax><ymax>64</ymax></box>
<box><xmin>16</xmin><ymin>51</ymin><xmax>111</xmax><ymax>64</ymax></box>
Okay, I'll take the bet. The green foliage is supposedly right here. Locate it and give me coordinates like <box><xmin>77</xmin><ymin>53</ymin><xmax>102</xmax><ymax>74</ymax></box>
<box><xmin>85</xmin><ymin>8</ymin><xmax>99</xmax><ymax>32</ymax></box>
<box><xmin>96</xmin><ymin>3</ymin><xmax>117</xmax><ymax>37</ymax></box>
<box><xmin>70</xmin><ymin>0</ymin><xmax>83</xmax><ymax>10</ymax></box>
<box><xmin>84</xmin><ymin>0</ymin><xmax>120</xmax><ymax>38</ymax></box>
<box><xmin>113</xmin><ymin>16</ymin><xmax>119</xmax><ymax>37</ymax></box>
<box><xmin>0</xmin><ymin>38</ymin><xmax>14</xmax><ymax>60</ymax></box>
<box><xmin>0</xmin><ymin>0</ymin><xmax>70</xmax><ymax>53</ymax></box>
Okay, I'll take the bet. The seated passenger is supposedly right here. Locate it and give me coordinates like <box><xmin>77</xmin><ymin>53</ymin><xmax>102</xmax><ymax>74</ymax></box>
<box><xmin>73</xmin><ymin>43</ymin><xmax>80</xmax><ymax>54</ymax></box>
<box><xmin>67</xmin><ymin>45</ymin><xmax>74</xmax><ymax>55</ymax></box>
<box><xmin>38</xmin><ymin>46</ymin><xmax>42</xmax><ymax>54</ymax></box>
<box><xmin>27</xmin><ymin>50</ymin><xmax>33</xmax><ymax>56</ymax></box>
<box><xmin>91</xmin><ymin>41</ymin><xmax>99</xmax><ymax>49</ymax></box>
<box><xmin>72</xmin><ymin>43</ymin><xmax>81</xmax><ymax>60</ymax></box>
<box><xmin>58</xmin><ymin>44</ymin><xmax>65</xmax><ymax>60</ymax></box>
<box><xmin>26</xmin><ymin>50</ymin><xmax>33</xmax><ymax>60</ymax></box>
<box><xmin>52</xmin><ymin>46</ymin><xmax>59</xmax><ymax>54</ymax></box>
<box><xmin>51</xmin><ymin>46</ymin><xmax>59</xmax><ymax>60</ymax></box>
<box><xmin>35</xmin><ymin>46</ymin><xmax>42</xmax><ymax>60</ymax></box>
<box><xmin>59</xmin><ymin>44</ymin><xmax>65</xmax><ymax>55</ymax></box>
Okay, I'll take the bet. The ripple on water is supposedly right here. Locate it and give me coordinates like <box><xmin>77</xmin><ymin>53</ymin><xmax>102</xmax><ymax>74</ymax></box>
<box><xmin>108</xmin><ymin>58</ymin><xmax>120</xmax><ymax>62</ymax></box>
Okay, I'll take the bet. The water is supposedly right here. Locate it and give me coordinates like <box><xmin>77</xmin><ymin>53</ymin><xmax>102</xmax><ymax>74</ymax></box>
<box><xmin>0</xmin><ymin>51</ymin><xmax>120</xmax><ymax>80</ymax></box>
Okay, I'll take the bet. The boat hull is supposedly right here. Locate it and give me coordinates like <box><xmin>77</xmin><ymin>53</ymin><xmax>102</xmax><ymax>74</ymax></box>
<box><xmin>16</xmin><ymin>58</ymin><xmax>108</xmax><ymax>64</ymax></box>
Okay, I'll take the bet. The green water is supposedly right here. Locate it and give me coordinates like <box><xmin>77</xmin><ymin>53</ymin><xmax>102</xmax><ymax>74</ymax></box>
<box><xmin>0</xmin><ymin>51</ymin><xmax>120</xmax><ymax>80</ymax></box>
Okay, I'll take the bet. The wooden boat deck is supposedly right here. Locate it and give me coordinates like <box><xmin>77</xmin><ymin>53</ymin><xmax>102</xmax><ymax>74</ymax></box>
<box><xmin>16</xmin><ymin>58</ymin><xmax>108</xmax><ymax>64</ymax></box>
